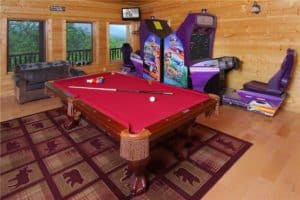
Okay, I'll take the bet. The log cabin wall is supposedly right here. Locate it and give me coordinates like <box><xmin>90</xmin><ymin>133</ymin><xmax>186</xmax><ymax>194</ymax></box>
<box><xmin>0</xmin><ymin>0</ymin><xmax>140</xmax><ymax>96</ymax></box>
<box><xmin>140</xmin><ymin>0</ymin><xmax>300</xmax><ymax>113</ymax></box>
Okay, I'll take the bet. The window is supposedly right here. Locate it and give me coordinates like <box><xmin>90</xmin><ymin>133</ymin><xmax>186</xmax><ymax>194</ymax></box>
<box><xmin>66</xmin><ymin>22</ymin><xmax>93</xmax><ymax>65</ymax></box>
<box><xmin>109</xmin><ymin>24</ymin><xmax>129</xmax><ymax>62</ymax></box>
<box><xmin>7</xmin><ymin>20</ymin><xmax>45</xmax><ymax>72</ymax></box>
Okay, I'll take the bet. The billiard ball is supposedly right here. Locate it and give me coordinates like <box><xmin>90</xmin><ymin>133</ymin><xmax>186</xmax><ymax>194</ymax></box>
<box><xmin>96</xmin><ymin>76</ymin><xmax>104</xmax><ymax>84</ymax></box>
<box><xmin>86</xmin><ymin>79</ymin><xmax>93</xmax><ymax>83</ymax></box>
<box><xmin>149</xmin><ymin>96</ymin><xmax>156</xmax><ymax>102</ymax></box>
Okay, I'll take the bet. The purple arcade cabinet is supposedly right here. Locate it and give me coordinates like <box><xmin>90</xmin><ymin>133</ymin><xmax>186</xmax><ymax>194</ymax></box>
<box><xmin>177</xmin><ymin>9</ymin><xmax>216</xmax><ymax>66</ymax></box>
<box><xmin>223</xmin><ymin>49</ymin><xmax>296</xmax><ymax>116</ymax></box>
<box><xmin>167</xmin><ymin>9</ymin><xmax>240</xmax><ymax>95</ymax></box>
<box><xmin>140</xmin><ymin>19</ymin><xmax>173</xmax><ymax>81</ymax></box>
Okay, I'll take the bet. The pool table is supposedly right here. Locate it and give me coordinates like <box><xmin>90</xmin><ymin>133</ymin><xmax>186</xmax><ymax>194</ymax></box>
<box><xmin>45</xmin><ymin>72</ymin><xmax>217</xmax><ymax>195</ymax></box>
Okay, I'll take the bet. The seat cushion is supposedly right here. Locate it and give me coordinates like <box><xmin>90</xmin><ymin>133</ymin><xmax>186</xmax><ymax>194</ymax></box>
<box><xmin>243</xmin><ymin>80</ymin><xmax>283</xmax><ymax>96</ymax></box>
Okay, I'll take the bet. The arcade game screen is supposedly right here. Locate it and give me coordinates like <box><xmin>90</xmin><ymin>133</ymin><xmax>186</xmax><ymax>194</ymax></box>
<box><xmin>189</xmin><ymin>29</ymin><xmax>210</xmax><ymax>62</ymax></box>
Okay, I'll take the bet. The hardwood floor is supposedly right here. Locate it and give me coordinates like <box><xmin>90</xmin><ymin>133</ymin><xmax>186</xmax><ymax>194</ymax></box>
<box><xmin>1</xmin><ymin>95</ymin><xmax>299</xmax><ymax>199</ymax></box>
<box><xmin>0</xmin><ymin>95</ymin><xmax>62</xmax><ymax>122</ymax></box>
<box><xmin>197</xmin><ymin>106</ymin><xmax>300</xmax><ymax>200</ymax></box>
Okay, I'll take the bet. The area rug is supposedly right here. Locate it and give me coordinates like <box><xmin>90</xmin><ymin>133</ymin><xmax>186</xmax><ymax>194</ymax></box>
<box><xmin>0</xmin><ymin>107</ymin><xmax>251</xmax><ymax>200</ymax></box>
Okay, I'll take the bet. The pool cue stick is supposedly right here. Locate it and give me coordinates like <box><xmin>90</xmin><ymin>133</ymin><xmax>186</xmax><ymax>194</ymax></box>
<box><xmin>68</xmin><ymin>86</ymin><xmax>174</xmax><ymax>95</ymax></box>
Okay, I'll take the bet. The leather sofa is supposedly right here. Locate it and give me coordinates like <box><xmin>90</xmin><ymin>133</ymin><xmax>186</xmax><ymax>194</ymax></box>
<box><xmin>14</xmin><ymin>61</ymin><xmax>71</xmax><ymax>104</ymax></box>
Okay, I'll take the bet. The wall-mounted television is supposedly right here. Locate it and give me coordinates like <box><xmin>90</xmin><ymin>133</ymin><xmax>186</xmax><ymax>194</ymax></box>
<box><xmin>122</xmin><ymin>7</ymin><xmax>141</xmax><ymax>20</ymax></box>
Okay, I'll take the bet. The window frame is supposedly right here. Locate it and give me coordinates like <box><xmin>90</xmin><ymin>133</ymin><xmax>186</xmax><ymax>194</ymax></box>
<box><xmin>7</xmin><ymin>19</ymin><xmax>45</xmax><ymax>72</ymax></box>
<box><xmin>108</xmin><ymin>23</ymin><xmax>131</xmax><ymax>63</ymax></box>
<box><xmin>66</xmin><ymin>21</ymin><xmax>94</xmax><ymax>65</ymax></box>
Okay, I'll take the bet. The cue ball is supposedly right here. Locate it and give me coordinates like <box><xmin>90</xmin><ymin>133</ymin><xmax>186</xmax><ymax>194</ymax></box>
<box><xmin>149</xmin><ymin>96</ymin><xmax>156</xmax><ymax>102</ymax></box>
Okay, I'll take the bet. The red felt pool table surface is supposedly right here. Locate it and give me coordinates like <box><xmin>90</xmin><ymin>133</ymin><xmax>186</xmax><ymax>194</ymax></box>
<box><xmin>52</xmin><ymin>72</ymin><xmax>210</xmax><ymax>133</ymax></box>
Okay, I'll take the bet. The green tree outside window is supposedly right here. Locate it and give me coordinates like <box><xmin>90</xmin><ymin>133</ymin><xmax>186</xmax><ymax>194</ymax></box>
<box><xmin>66</xmin><ymin>22</ymin><xmax>93</xmax><ymax>65</ymax></box>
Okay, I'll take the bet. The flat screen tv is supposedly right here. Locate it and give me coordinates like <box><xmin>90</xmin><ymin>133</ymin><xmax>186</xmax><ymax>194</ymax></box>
<box><xmin>122</xmin><ymin>7</ymin><xmax>141</xmax><ymax>20</ymax></box>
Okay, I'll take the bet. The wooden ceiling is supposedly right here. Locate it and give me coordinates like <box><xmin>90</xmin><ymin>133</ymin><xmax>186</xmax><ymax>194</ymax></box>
<box><xmin>89</xmin><ymin>0</ymin><xmax>153</xmax><ymax>5</ymax></box>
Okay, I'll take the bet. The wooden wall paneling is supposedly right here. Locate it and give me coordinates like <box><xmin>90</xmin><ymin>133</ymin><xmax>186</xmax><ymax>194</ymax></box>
<box><xmin>62</xmin><ymin>19</ymin><xmax>66</xmax><ymax>61</ymax></box>
<box><xmin>0</xmin><ymin>17</ymin><xmax>12</xmax><ymax>96</ymax></box>
<box><xmin>93</xmin><ymin>21</ymin><xmax>100</xmax><ymax>66</ymax></box>
<box><xmin>101</xmin><ymin>21</ymin><xmax>109</xmax><ymax>70</ymax></box>
<box><xmin>130</xmin><ymin>21</ymin><xmax>141</xmax><ymax>52</ymax></box>
<box><xmin>0</xmin><ymin>17</ymin><xmax>7</xmax><ymax>77</ymax></box>
<box><xmin>46</xmin><ymin>18</ymin><xmax>53</xmax><ymax>61</ymax></box>
<box><xmin>51</xmin><ymin>18</ymin><xmax>64</xmax><ymax>60</ymax></box>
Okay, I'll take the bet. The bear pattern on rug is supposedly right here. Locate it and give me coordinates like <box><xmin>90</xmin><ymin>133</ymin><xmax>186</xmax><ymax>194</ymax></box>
<box><xmin>0</xmin><ymin>108</ymin><xmax>251</xmax><ymax>200</ymax></box>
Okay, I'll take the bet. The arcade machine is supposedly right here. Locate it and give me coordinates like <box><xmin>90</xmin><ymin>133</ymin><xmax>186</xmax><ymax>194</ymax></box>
<box><xmin>164</xmin><ymin>9</ymin><xmax>240</xmax><ymax>95</ymax></box>
<box><xmin>140</xmin><ymin>19</ymin><xmax>173</xmax><ymax>81</ymax></box>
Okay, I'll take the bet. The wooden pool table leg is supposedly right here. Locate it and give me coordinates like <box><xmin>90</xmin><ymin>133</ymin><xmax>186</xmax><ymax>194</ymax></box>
<box><xmin>120</xmin><ymin>130</ymin><xmax>151</xmax><ymax>196</ymax></box>
<box><xmin>184</xmin><ymin>122</ymin><xmax>197</xmax><ymax>148</ymax></box>
<box><xmin>63</xmin><ymin>98</ymin><xmax>81</xmax><ymax>130</ymax></box>
<box><xmin>168</xmin><ymin>121</ymin><xmax>195</xmax><ymax>160</ymax></box>
<box><xmin>127</xmin><ymin>158</ymin><xmax>149</xmax><ymax>196</ymax></box>
<box><xmin>63</xmin><ymin>110</ymin><xmax>81</xmax><ymax>129</ymax></box>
